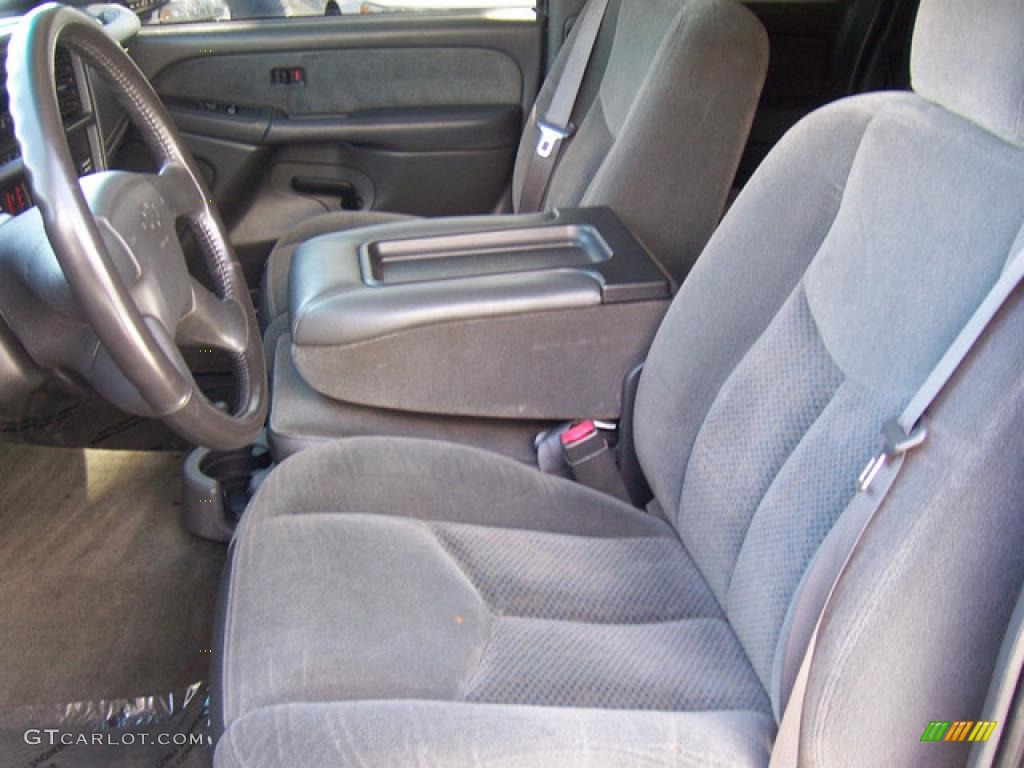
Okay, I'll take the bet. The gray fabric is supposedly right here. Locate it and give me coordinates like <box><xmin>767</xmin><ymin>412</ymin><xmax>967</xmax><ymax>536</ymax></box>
<box><xmin>260</xmin><ymin>210</ymin><xmax>414</xmax><ymax>326</ymax></box>
<box><xmin>215</xmin><ymin>703</ymin><xmax>776</xmax><ymax>768</ymax></box>
<box><xmin>464</xmin><ymin>617</ymin><xmax>769</xmax><ymax>712</ymax></box>
<box><xmin>675</xmin><ymin>289</ymin><xmax>845</xmax><ymax>602</ymax></box>
<box><xmin>431</xmin><ymin>523</ymin><xmax>719</xmax><ymax>623</ymax></box>
<box><xmin>514</xmin><ymin>0</ymin><xmax>768</xmax><ymax>282</ymax></box>
<box><xmin>803</xmin><ymin>98</ymin><xmax>1024</xmax><ymax>395</ymax></box>
<box><xmin>727</xmin><ymin>374</ymin><xmax>897</xmax><ymax>696</ymax></box>
<box><xmin>635</xmin><ymin>92</ymin><xmax>893</xmax><ymax>514</ymax></box>
<box><xmin>639</xmin><ymin>91</ymin><xmax>1024</xmax><ymax>702</ymax></box>
<box><xmin>801</xmin><ymin>283</ymin><xmax>1024</xmax><ymax>767</ymax></box>
<box><xmin>244</xmin><ymin>436</ymin><xmax>672</xmax><ymax>539</ymax></box>
<box><xmin>221</xmin><ymin>513</ymin><xmax>492</xmax><ymax>725</ymax></box>
<box><xmin>968</xmin><ymin>576</ymin><xmax>1024</xmax><ymax>768</ymax></box>
<box><xmin>776</xmin><ymin>177</ymin><xmax>1024</xmax><ymax>740</ymax></box>
<box><xmin>673</xmin><ymin>287</ymin><xmax>901</xmax><ymax>690</ymax></box>
<box><xmin>516</xmin><ymin>0</ymin><xmax>610</xmax><ymax>213</ymax></box>
<box><xmin>155</xmin><ymin>48</ymin><xmax>523</xmax><ymax>119</ymax></box>
<box><xmin>220</xmin><ymin>437</ymin><xmax>771</xmax><ymax>748</ymax></box>
<box><xmin>911</xmin><ymin>0</ymin><xmax>1024</xmax><ymax>147</ymax></box>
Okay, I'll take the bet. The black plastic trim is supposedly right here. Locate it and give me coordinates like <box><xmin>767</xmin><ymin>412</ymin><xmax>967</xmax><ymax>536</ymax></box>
<box><xmin>265</xmin><ymin>105</ymin><xmax>522</xmax><ymax>152</ymax></box>
<box><xmin>289</xmin><ymin>207</ymin><xmax>670</xmax><ymax>349</ymax></box>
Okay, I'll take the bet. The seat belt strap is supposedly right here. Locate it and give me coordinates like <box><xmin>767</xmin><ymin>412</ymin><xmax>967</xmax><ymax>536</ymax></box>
<box><xmin>518</xmin><ymin>0</ymin><xmax>610</xmax><ymax>213</ymax></box>
<box><xmin>770</xmin><ymin>240</ymin><xmax>1024</xmax><ymax>768</ymax></box>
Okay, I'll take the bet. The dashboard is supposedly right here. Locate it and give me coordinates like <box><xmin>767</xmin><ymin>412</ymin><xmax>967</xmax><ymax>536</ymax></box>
<box><xmin>0</xmin><ymin>40</ymin><xmax>119</xmax><ymax>216</ymax></box>
<box><xmin>0</xmin><ymin>6</ymin><xmax>140</xmax><ymax>417</ymax></box>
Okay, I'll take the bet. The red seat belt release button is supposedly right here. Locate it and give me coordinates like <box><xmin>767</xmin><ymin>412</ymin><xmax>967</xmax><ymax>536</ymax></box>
<box><xmin>561</xmin><ymin>419</ymin><xmax>599</xmax><ymax>449</ymax></box>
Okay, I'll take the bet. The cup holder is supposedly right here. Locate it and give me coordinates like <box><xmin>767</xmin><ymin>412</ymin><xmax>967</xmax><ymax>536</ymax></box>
<box><xmin>182</xmin><ymin>431</ymin><xmax>272</xmax><ymax>542</ymax></box>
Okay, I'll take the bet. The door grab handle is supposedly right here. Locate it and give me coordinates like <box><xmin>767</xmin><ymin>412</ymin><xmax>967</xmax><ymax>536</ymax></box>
<box><xmin>291</xmin><ymin>177</ymin><xmax>360</xmax><ymax>210</ymax></box>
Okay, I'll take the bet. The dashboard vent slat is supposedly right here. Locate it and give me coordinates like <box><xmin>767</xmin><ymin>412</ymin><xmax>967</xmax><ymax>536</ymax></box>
<box><xmin>54</xmin><ymin>48</ymin><xmax>84</xmax><ymax>125</ymax></box>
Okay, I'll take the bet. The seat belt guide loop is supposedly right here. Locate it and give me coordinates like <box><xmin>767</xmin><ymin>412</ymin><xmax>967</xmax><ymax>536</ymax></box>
<box><xmin>858</xmin><ymin>417</ymin><xmax>928</xmax><ymax>493</ymax></box>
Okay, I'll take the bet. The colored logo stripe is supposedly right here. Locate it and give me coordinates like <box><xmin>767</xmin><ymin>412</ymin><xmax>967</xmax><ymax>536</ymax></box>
<box><xmin>968</xmin><ymin>721</ymin><xmax>997</xmax><ymax>742</ymax></box>
<box><xmin>944</xmin><ymin>722</ymin><xmax>974</xmax><ymax>742</ymax></box>
<box><xmin>921</xmin><ymin>721</ymin><xmax>997</xmax><ymax>742</ymax></box>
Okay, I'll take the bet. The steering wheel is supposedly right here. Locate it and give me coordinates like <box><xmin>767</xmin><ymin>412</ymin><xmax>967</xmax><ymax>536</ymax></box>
<box><xmin>6</xmin><ymin>3</ymin><xmax>267</xmax><ymax>450</ymax></box>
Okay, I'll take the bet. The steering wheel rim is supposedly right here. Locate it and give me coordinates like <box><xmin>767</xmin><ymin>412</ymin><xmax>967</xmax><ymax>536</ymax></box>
<box><xmin>6</xmin><ymin>3</ymin><xmax>267</xmax><ymax>450</ymax></box>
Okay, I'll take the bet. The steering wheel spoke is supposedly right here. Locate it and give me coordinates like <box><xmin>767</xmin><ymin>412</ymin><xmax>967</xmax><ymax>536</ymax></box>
<box><xmin>154</xmin><ymin>162</ymin><xmax>207</xmax><ymax>219</ymax></box>
<box><xmin>177</xmin><ymin>279</ymin><xmax>249</xmax><ymax>356</ymax></box>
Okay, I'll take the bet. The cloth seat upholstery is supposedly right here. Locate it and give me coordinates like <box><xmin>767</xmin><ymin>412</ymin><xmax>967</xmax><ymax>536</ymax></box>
<box><xmin>216</xmin><ymin>1</ymin><xmax>1024</xmax><ymax>765</ymax></box>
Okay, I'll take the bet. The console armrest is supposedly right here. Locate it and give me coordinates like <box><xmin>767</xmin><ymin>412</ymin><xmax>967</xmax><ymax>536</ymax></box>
<box><xmin>288</xmin><ymin>208</ymin><xmax>671</xmax><ymax>421</ymax></box>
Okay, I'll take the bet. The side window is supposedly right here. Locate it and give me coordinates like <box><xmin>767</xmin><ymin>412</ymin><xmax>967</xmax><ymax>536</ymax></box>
<box><xmin>141</xmin><ymin>0</ymin><xmax>536</xmax><ymax>26</ymax></box>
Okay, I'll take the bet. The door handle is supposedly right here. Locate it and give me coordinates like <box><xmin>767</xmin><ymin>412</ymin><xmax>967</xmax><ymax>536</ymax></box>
<box><xmin>291</xmin><ymin>177</ymin><xmax>360</xmax><ymax>210</ymax></box>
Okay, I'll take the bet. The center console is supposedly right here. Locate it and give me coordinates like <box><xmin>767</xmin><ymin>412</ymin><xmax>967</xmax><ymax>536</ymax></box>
<box><xmin>281</xmin><ymin>207</ymin><xmax>671</xmax><ymax>439</ymax></box>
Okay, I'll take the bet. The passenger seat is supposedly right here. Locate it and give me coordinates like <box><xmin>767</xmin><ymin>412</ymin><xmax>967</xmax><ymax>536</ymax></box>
<box><xmin>260</xmin><ymin>0</ymin><xmax>769</xmax><ymax>341</ymax></box>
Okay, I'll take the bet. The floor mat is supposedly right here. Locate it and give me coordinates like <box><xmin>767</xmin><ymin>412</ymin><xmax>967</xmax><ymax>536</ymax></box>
<box><xmin>0</xmin><ymin>443</ymin><xmax>225</xmax><ymax>708</ymax></box>
<box><xmin>0</xmin><ymin>373</ymin><xmax>235</xmax><ymax>451</ymax></box>
<box><xmin>0</xmin><ymin>390</ymin><xmax>189</xmax><ymax>451</ymax></box>
<box><xmin>0</xmin><ymin>682</ymin><xmax>212</xmax><ymax>767</ymax></box>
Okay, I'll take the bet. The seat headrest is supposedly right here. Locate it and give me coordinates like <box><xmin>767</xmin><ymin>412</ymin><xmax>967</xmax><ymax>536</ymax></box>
<box><xmin>911</xmin><ymin>0</ymin><xmax>1024</xmax><ymax>146</ymax></box>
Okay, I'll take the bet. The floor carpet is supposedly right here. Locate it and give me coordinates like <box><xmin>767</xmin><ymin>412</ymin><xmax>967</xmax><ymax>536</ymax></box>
<box><xmin>0</xmin><ymin>442</ymin><xmax>225</xmax><ymax>708</ymax></box>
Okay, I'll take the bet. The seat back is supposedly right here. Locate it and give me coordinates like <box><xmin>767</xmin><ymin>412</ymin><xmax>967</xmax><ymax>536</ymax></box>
<box><xmin>511</xmin><ymin>0</ymin><xmax>767</xmax><ymax>283</ymax></box>
<box><xmin>635</xmin><ymin>0</ymin><xmax>1024</xmax><ymax>763</ymax></box>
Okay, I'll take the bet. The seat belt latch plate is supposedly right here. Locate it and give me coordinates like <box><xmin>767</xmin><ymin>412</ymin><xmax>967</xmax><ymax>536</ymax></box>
<box><xmin>536</xmin><ymin>119</ymin><xmax>573</xmax><ymax>159</ymax></box>
<box><xmin>858</xmin><ymin>417</ymin><xmax>928</xmax><ymax>493</ymax></box>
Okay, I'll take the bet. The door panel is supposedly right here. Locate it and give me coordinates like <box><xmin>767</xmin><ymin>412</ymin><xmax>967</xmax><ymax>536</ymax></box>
<box><xmin>124</xmin><ymin>14</ymin><xmax>542</xmax><ymax>276</ymax></box>
<box><xmin>154</xmin><ymin>47</ymin><xmax>525</xmax><ymax>114</ymax></box>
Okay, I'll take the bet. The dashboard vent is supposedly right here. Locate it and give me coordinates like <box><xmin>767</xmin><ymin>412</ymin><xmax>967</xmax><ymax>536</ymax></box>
<box><xmin>54</xmin><ymin>48</ymin><xmax>84</xmax><ymax>126</ymax></box>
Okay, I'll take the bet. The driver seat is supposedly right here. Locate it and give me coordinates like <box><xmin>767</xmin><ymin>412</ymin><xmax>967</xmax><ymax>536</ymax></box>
<box><xmin>213</xmin><ymin>1</ymin><xmax>1024</xmax><ymax>765</ymax></box>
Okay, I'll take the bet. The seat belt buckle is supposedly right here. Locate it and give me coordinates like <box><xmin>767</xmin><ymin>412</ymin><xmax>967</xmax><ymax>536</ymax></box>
<box><xmin>560</xmin><ymin>419</ymin><xmax>605</xmax><ymax>461</ymax></box>
<box><xmin>857</xmin><ymin>417</ymin><xmax>928</xmax><ymax>493</ymax></box>
<box><xmin>536</xmin><ymin>119</ymin><xmax>573</xmax><ymax>159</ymax></box>
<box><xmin>559</xmin><ymin>420</ymin><xmax>630</xmax><ymax>502</ymax></box>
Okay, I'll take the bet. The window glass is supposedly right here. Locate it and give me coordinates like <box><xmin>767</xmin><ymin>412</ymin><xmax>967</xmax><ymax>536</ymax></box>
<box><xmin>141</xmin><ymin>0</ymin><xmax>536</xmax><ymax>25</ymax></box>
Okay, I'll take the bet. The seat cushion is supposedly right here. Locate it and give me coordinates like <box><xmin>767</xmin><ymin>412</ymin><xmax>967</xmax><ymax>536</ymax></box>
<box><xmin>259</xmin><ymin>210</ymin><xmax>416</xmax><ymax>326</ymax></box>
<box><xmin>216</xmin><ymin>703</ymin><xmax>777</xmax><ymax>768</ymax></box>
<box><xmin>216</xmin><ymin>438</ymin><xmax>773</xmax><ymax>766</ymax></box>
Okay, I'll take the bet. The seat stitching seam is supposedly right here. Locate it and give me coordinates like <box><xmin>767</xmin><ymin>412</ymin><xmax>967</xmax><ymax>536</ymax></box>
<box><xmin>650</xmin><ymin>97</ymin><xmax>880</xmax><ymax>521</ymax></box>
<box><xmin>423</xmin><ymin>523</ymin><xmax>496</xmax><ymax>702</ymax></box>
<box><xmin>429</xmin><ymin>523</ymin><xmax>724</xmax><ymax>625</ymax></box>
<box><xmin>435</xmin><ymin>549</ymin><xmax>723</xmax><ymax>624</ymax></box>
